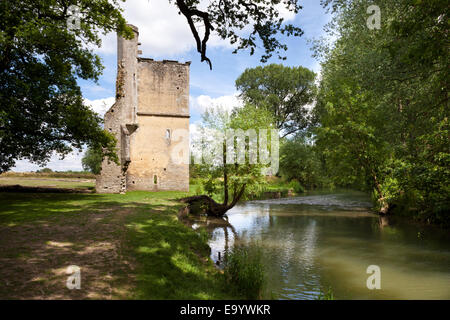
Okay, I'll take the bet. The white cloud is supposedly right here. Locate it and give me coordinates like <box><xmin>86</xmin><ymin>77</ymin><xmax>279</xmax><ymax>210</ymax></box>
<box><xmin>84</xmin><ymin>97</ymin><xmax>115</xmax><ymax>116</ymax></box>
<box><xmin>95</xmin><ymin>0</ymin><xmax>208</xmax><ymax>57</ymax></box>
<box><xmin>190</xmin><ymin>93</ymin><xmax>242</xmax><ymax>114</ymax></box>
<box><xmin>12</xmin><ymin>151</ymin><xmax>85</xmax><ymax>172</ymax></box>
<box><xmin>276</xmin><ymin>2</ymin><xmax>297</xmax><ymax>22</ymax></box>
<box><xmin>189</xmin><ymin>122</ymin><xmax>202</xmax><ymax>143</ymax></box>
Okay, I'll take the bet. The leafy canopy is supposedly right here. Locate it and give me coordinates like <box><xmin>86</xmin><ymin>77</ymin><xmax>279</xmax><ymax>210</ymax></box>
<box><xmin>236</xmin><ymin>64</ymin><xmax>317</xmax><ymax>137</ymax></box>
<box><xmin>1</xmin><ymin>0</ymin><xmax>306</xmax><ymax>172</ymax></box>
<box><xmin>192</xmin><ymin>103</ymin><xmax>276</xmax><ymax>211</ymax></box>
<box><xmin>314</xmin><ymin>0</ymin><xmax>449</xmax><ymax>219</ymax></box>
<box><xmin>0</xmin><ymin>0</ymin><xmax>134</xmax><ymax>172</ymax></box>
<box><xmin>173</xmin><ymin>0</ymin><xmax>304</xmax><ymax>69</ymax></box>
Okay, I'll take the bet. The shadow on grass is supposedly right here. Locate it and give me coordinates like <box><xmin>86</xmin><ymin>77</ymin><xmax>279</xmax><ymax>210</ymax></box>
<box><xmin>0</xmin><ymin>192</ymin><xmax>233</xmax><ymax>299</ymax></box>
<box><xmin>124</xmin><ymin>206</ymin><xmax>234</xmax><ymax>299</ymax></box>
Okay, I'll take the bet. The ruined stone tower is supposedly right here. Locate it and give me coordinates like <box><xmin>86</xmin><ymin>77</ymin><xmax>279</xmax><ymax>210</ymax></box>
<box><xmin>96</xmin><ymin>25</ymin><xmax>190</xmax><ymax>193</ymax></box>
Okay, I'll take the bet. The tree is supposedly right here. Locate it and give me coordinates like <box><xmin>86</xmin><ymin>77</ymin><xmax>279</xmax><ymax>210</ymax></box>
<box><xmin>173</xmin><ymin>0</ymin><xmax>304</xmax><ymax>69</ymax></box>
<box><xmin>183</xmin><ymin>104</ymin><xmax>275</xmax><ymax>216</ymax></box>
<box><xmin>236</xmin><ymin>64</ymin><xmax>317</xmax><ymax>137</ymax></box>
<box><xmin>0</xmin><ymin>0</ymin><xmax>131</xmax><ymax>172</ymax></box>
<box><xmin>82</xmin><ymin>146</ymin><xmax>103</xmax><ymax>174</ymax></box>
<box><xmin>314</xmin><ymin>0</ymin><xmax>449</xmax><ymax>219</ymax></box>
<box><xmin>279</xmin><ymin>132</ymin><xmax>327</xmax><ymax>189</ymax></box>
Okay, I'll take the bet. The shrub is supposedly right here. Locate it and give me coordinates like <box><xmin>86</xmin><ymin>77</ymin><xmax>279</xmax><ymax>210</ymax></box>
<box><xmin>288</xmin><ymin>180</ymin><xmax>305</xmax><ymax>194</ymax></box>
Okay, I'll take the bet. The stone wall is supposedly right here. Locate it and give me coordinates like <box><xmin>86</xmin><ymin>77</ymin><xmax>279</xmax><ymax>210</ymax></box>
<box><xmin>96</xmin><ymin>25</ymin><xmax>190</xmax><ymax>193</ymax></box>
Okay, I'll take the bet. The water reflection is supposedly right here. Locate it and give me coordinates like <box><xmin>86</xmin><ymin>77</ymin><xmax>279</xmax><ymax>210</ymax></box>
<box><xmin>184</xmin><ymin>191</ymin><xmax>450</xmax><ymax>299</ymax></box>
<box><xmin>379</xmin><ymin>215</ymin><xmax>390</xmax><ymax>228</ymax></box>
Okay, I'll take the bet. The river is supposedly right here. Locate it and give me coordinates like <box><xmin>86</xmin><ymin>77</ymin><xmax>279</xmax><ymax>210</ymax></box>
<box><xmin>191</xmin><ymin>190</ymin><xmax>450</xmax><ymax>299</ymax></box>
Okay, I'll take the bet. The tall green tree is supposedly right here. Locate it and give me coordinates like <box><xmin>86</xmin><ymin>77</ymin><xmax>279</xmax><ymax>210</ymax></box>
<box><xmin>0</xmin><ymin>0</ymin><xmax>132</xmax><ymax>172</ymax></box>
<box><xmin>279</xmin><ymin>132</ymin><xmax>328</xmax><ymax>189</ymax></box>
<box><xmin>236</xmin><ymin>64</ymin><xmax>317</xmax><ymax>137</ymax></box>
<box><xmin>184</xmin><ymin>104</ymin><xmax>275</xmax><ymax>216</ymax></box>
<box><xmin>315</xmin><ymin>0</ymin><xmax>449</xmax><ymax>219</ymax></box>
<box><xmin>81</xmin><ymin>146</ymin><xmax>103</xmax><ymax>174</ymax></box>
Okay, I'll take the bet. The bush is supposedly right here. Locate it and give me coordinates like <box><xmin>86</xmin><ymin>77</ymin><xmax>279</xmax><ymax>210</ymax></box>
<box><xmin>223</xmin><ymin>245</ymin><xmax>265</xmax><ymax>299</ymax></box>
<box><xmin>288</xmin><ymin>180</ymin><xmax>304</xmax><ymax>194</ymax></box>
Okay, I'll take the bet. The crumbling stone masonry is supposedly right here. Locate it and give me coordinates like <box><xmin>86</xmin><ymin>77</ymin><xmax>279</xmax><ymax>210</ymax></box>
<box><xmin>96</xmin><ymin>25</ymin><xmax>190</xmax><ymax>193</ymax></box>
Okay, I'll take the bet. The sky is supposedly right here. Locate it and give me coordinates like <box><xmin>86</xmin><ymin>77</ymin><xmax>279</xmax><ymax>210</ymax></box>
<box><xmin>12</xmin><ymin>0</ymin><xmax>332</xmax><ymax>172</ymax></box>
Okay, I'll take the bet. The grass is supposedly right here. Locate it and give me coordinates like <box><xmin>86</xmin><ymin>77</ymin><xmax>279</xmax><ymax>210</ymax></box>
<box><xmin>0</xmin><ymin>175</ymin><xmax>307</xmax><ymax>299</ymax></box>
<box><xmin>0</xmin><ymin>189</ymin><xmax>235</xmax><ymax>299</ymax></box>
<box><xmin>0</xmin><ymin>177</ymin><xmax>95</xmax><ymax>190</ymax></box>
<box><xmin>317</xmin><ymin>287</ymin><xmax>334</xmax><ymax>300</ymax></box>
<box><xmin>122</xmin><ymin>192</ymin><xmax>234</xmax><ymax>299</ymax></box>
<box><xmin>1</xmin><ymin>171</ymin><xmax>95</xmax><ymax>179</ymax></box>
<box><xmin>223</xmin><ymin>244</ymin><xmax>266</xmax><ymax>299</ymax></box>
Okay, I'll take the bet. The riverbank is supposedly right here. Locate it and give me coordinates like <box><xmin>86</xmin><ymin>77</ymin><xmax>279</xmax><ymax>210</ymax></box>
<box><xmin>0</xmin><ymin>191</ymin><xmax>235</xmax><ymax>299</ymax></box>
<box><xmin>255</xmin><ymin>177</ymin><xmax>449</xmax><ymax>228</ymax></box>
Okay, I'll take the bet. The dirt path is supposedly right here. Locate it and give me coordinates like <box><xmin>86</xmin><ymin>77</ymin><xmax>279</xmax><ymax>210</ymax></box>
<box><xmin>0</xmin><ymin>208</ymin><xmax>135</xmax><ymax>299</ymax></box>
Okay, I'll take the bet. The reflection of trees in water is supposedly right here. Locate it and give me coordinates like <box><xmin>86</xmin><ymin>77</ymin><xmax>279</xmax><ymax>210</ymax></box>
<box><xmin>379</xmin><ymin>215</ymin><xmax>390</xmax><ymax>228</ymax></box>
<box><xmin>181</xmin><ymin>213</ymin><xmax>238</xmax><ymax>263</ymax></box>
<box><xmin>256</xmin><ymin>217</ymin><xmax>321</xmax><ymax>299</ymax></box>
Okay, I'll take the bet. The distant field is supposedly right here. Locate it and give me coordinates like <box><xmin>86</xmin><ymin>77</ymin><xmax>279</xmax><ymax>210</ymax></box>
<box><xmin>0</xmin><ymin>177</ymin><xmax>95</xmax><ymax>189</ymax></box>
<box><xmin>1</xmin><ymin>171</ymin><xmax>95</xmax><ymax>179</ymax></box>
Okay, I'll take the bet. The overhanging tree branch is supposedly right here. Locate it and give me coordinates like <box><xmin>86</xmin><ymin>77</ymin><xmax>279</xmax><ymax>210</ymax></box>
<box><xmin>176</xmin><ymin>0</ymin><xmax>214</xmax><ymax>69</ymax></box>
<box><xmin>174</xmin><ymin>0</ymin><xmax>303</xmax><ymax>70</ymax></box>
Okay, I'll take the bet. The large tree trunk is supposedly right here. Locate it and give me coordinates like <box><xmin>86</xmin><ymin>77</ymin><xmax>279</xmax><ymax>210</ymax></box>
<box><xmin>180</xmin><ymin>195</ymin><xmax>229</xmax><ymax>216</ymax></box>
<box><xmin>180</xmin><ymin>184</ymin><xmax>246</xmax><ymax>217</ymax></box>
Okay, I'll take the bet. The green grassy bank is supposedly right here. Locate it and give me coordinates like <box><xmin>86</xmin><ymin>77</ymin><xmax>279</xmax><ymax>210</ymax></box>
<box><xmin>0</xmin><ymin>190</ymin><xmax>235</xmax><ymax>299</ymax></box>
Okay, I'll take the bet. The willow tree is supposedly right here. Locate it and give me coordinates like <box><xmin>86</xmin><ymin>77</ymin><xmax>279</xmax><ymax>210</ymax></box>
<box><xmin>184</xmin><ymin>104</ymin><xmax>276</xmax><ymax>216</ymax></box>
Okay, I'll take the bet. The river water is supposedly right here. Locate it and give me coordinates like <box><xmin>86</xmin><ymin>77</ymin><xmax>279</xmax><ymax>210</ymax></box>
<box><xmin>193</xmin><ymin>190</ymin><xmax>450</xmax><ymax>299</ymax></box>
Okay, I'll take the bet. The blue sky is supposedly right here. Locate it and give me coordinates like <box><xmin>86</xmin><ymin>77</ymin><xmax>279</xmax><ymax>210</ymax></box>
<box><xmin>13</xmin><ymin>0</ymin><xmax>331</xmax><ymax>172</ymax></box>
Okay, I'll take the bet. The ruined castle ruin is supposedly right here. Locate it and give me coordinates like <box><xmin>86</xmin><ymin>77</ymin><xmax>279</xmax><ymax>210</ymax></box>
<box><xmin>96</xmin><ymin>25</ymin><xmax>190</xmax><ymax>193</ymax></box>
